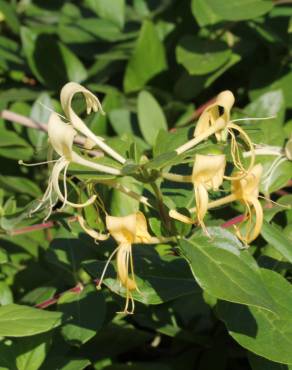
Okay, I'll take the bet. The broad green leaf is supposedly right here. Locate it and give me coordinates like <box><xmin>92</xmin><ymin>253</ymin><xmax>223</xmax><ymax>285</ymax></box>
<box><xmin>110</xmin><ymin>176</ymin><xmax>143</xmax><ymax>216</ymax></box>
<box><xmin>16</xmin><ymin>333</ymin><xmax>52</xmax><ymax>370</ymax></box>
<box><xmin>179</xmin><ymin>227</ymin><xmax>277</xmax><ymax>313</ymax></box>
<box><xmin>191</xmin><ymin>0</ymin><xmax>222</xmax><ymax>26</ymax></box>
<box><xmin>176</xmin><ymin>36</ymin><xmax>231</xmax><ymax>75</ymax></box>
<box><xmin>109</xmin><ymin>109</ymin><xmax>133</xmax><ymax>136</ymax></box>
<box><xmin>218</xmin><ymin>269</ymin><xmax>292</xmax><ymax>365</ymax></box>
<box><xmin>244</xmin><ymin>90</ymin><xmax>285</xmax><ymax>146</ymax></box>
<box><xmin>83</xmin><ymin>247</ymin><xmax>199</xmax><ymax>305</ymax></box>
<box><xmin>21</xmin><ymin>27</ymin><xmax>87</xmax><ymax>89</ymax></box>
<box><xmin>0</xmin><ymin>248</ymin><xmax>8</xmax><ymax>264</ymax></box>
<box><xmin>261</xmin><ymin>221</ymin><xmax>292</xmax><ymax>263</ymax></box>
<box><xmin>28</xmin><ymin>92</ymin><xmax>52</xmax><ymax>148</ymax></box>
<box><xmin>249</xmin><ymin>352</ymin><xmax>292</xmax><ymax>370</ymax></box>
<box><xmin>124</xmin><ymin>20</ymin><xmax>167</xmax><ymax>92</ymax></box>
<box><xmin>85</xmin><ymin>0</ymin><xmax>125</xmax><ymax>29</ymax></box>
<box><xmin>58</xmin><ymin>284</ymin><xmax>106</xmax><ymax>345</ymax></box>
<box><xmin>137</xmin><ymin>91</ymin><xmax>167</xmax><ymax>145</ymax></box>
<box><xmin>0</xmin><ymin>176</ymin><xmax>41</xmax><ymax>197</ymax></box>
<box><xmin>0</xmin><ymin>129</ymin><xmax>33</xmax><ymax>161</ymax></box>
<box><xmin>0</xmin><ymin>304</ymin><xmax>64</xmax><ymax>337</ymax></box>
<box><xmin>195</xmin><ymin>0</ymin><xmax>273</xmax><ymax>22</ymax></box>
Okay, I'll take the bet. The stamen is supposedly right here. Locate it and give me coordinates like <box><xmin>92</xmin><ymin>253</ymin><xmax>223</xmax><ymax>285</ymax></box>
<box><xmin>38</xmin><ymin>101</ymin><xmax>68</xmax><ymax>121</ymax></box>
<box><xmin>231</xmin><ymin>116</ymin><xmax>276</xmax><ymax>123</ymax></box>
<box><xmin>96</xmin><ymin>246</ymin><xmax>120</xmax><ymax>290</ymax></box>
<box><xmin>18</xmin><ymin>159</ymin><xmax>59</xmax><ymax>166</ymax></box>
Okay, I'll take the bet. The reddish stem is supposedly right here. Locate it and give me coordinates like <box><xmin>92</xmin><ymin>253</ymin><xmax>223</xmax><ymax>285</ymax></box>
<box><xmin>221</xmin><ymin>214</ymin><xmax>246</xmax><ymax>229</ymax></box>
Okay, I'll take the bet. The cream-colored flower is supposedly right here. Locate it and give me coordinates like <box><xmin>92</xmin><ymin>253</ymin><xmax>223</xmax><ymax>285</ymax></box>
<box><xmin>97</xmin><ymin>212</ymin><xmax>163</xmax><ymax>314</ymax></box>
<box><xmin>175</xmin><ymin>91</ymin><xmax>255</xmax><ymax>178</ymax></box>
<box><xmin>169</xmin><ymin>154</ymin><xmax>226</xmax><ymax>231</ymax></box>
<box><xmin>194</xmin><ymin>90</ymin><xmax>235</xmax><ymax>142</ymax></box>
<box><xmin>60</xmin><ymin>82</ymin><xmax>126</xmax><ymax>164</ymax></box>
<box><xmin>192</xmin><ymin>154</ymin><xmax>226</xmax><ymax>230</ymax></box>
<box><xmin>231</xmin><ymin>164</ymin><xmax>263</xmax><ymax>244</ymax></box>
<box><xmin>26</xmin><ymin>113</ymin><xmax>120</xmax><ymax>219</ymax></box>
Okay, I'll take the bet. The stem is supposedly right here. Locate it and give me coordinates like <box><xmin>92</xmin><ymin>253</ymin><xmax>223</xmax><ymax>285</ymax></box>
<box><xmin>175</xmin><ymin>119</ymin><xmax>226</xmax><ymax>155</ymax></box>
<box><xmin>0</xmin><ymin>109</ymin><xmax>104</xmax><ymax>158</ymax></box>
<box><xmin>162</xmin><ymin>172</ymin><xmax>192</xmax><ymax>183</ymax></box>
<box><xmin>151</xmin><ymin>182</ymin><xmax>172</xmax><ymax>232</ymax></box>
<box><xmin>109</xmin><ymin>182</ymin><xmax>152</xmax><ymax>208</ymax></box>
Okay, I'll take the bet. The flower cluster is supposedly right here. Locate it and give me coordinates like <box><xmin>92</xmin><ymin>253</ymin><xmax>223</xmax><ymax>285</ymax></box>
<box><xmin>24</xmin><ymin>84</ymin><xmax>267</xmax><ymax>313</ymax></box>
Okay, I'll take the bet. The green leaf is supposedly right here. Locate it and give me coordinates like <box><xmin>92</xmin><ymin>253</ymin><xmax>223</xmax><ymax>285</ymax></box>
<box><xmin>16</xmin><ymin>333</ymin><xmax>52</xmax><ymax>370</ymax></box>
<box><xmin>83</xmin><ymin>247</ymin><xmax>199</xmax><ymax>305</ymax></box>
<box><xmin>85</xmin><ymin>0</ymin><xmax>125</xmax><ymax>29</ymax></box>
<box><xmin>0</xmin><ymin>282</ymin><xmax>13</xmax><ymax>306</ymax></box>
<box><xmin>110</xmin><ymin>176</ymin><xmax>143</xmax><ymax>216</ymax></box>
<box><xmin>0</xmin><ymin>0</ymin><xmax>20</xmax><ymax>34</ymax></box>
<box><xmin>124</xmin><ymin>20</ymin><xmax>167</xmax><ymax>93</ymax></box>
<box><xmin>58</xmin><ymin>284</ymin><xmax>106</xmax><ymax>345</ymax></box>
<box><xmin>244</xmin><ymin>90</ymin><xmax>285</xmax><ymax>146</ymax></box>
<box><xmin>0</xmin><ymin>304</ymin><xmax>64</xmax><ymax>337</ymax></box>
<box><xmin>0</xmin><ymin>176</ymin><xmax>41</xmax><ymax>197</ymax></box>
<box><xmin>261</xmin><ymin>221</ymin><xmax>292</xmax><ymax>264</ymax></box>
<box><xmin>179</xmin><ymin>227</ymin><xmax>277</xmax><ymax>313</ymax></box>
<box><xmin>249</xmin><ymin>352</ymin><xmax>292</xmax><ymax>370</ymax></box>
<box><xmin>137</xmin><ymin>91</ymin><xmax>167</xmax><ymax>145</ymax></box>
<box><xmin>176</xmin><ymin>36</ymin><xmax>231</xmax><ymax>75</ymax></box>
<box><xmin>193</xmin><ymin>0</ymin><xmax>273</xmax><ymax>22</ymax></box>
<box><xmin>191</xmin><ymin>0</ymin><xmax>222</xmax><ymax>26</ymax></box>
<box><xmin>0</xmin><ymin>129</ymin><xmax>33</xmax><ymax>161</ymax></box>
<box><xmin>21</xmin><ymin>27</ymin><xmax>87</xmax><ymax>89</ymax></box>
<box><xmin>217</xmin><ymin>268</ymin><xmax>292</xmax><ymax>365</ymax></box>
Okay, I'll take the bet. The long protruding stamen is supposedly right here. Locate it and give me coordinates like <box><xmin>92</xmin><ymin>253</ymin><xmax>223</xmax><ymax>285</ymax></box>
<box><xmin>231</xmin><ymin>116</ymin><xmax>276</xmax><ymax>123</ymax></box>
<box><xmin>18</xmin><ymin>159</ymin><xmax>59</xmax><ymax>166</ymax></box>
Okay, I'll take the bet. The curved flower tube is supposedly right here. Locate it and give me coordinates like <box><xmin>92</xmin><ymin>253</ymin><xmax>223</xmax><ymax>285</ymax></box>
<box><xmin>27</xmin><ymin>113</ymin><xmax>121</xmax><ymax>219</ymax></box>
<box><xmin>97</xmin><ymin>211</ymin><xmax>169</xmax><ymax>314</ymax></box>
<box><xmin>231</xmin><ymin>164</ymin><xmax>263</xmax><ymax>244</ymax></box>
<box><xmin>169</xmin><ymin>154</ymin><xmax>226</xmax><ymax>231</ymax></box>
<box><xmin>60</xmin><ymin>82</ymin><xmax>126</xmax><ymax>164</ymax></box>
<box><xmin>175</xmin><ymin>91</ymin><xmax>255</xmax><ymax>178</ymax></box>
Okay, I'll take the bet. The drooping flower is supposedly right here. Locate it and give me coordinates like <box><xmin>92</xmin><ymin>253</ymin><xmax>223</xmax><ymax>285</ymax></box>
<box><xmin>175</xmin><ymin>91</ymin><xmax>255</xmax><ymax>178</ymax></box>
<box><xmin>26</xmin><ymin>113</ymin><xmax>120</xmax><ymax>219</ymax></box>
<box><xmin>231</xmin><ymin>164</ymin><xmax>263</xmax><ymax>244</ymax></box>
<box><xmin>97</xmin><ymin>211</ymin><xmax>164</xmax><ymax>314</ymax></box>
<box><xmin>60</xmin><ymin>82</ymin><xmax>126</xmax><ymax>164</ymax></box>
<box><xmin>169</xmin><ymin>154</ymin><xmax>226</xmax><ymax>231</ymax></box>
<box><xmin>192</xmin><ymin>154</ymin><xmax>226</xmax><ymax>230</ymax></box>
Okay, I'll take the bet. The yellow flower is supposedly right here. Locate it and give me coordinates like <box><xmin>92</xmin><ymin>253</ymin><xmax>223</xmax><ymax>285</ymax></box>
<box><xmin>60</xmin><ymin>82</ymin><xmax>126</xmax><ymax>164</ymax></box>
<box><xmin>175</xmin><ymin>91</ymin><xmax>255</xmax><ymax>178</ymax></box>
<box><xmin>231</xmin><ymin>164</ymin><xmax>263</xmax><ymax>244</ymax></box>
<box><xmin>169</xmin><ymin>154</ymin><xmax>226</xmax><ymax>231</ymax></box>
<box><xmin>192</xmin><ymin>154</ymin><xmax>226</xmax><ymax>230</ymax></box>
<box><xmin>194</xmin><ymin>90</ymin><xmax>235</xmax><ymax>142</ymax></box>
<box><xmin>97</xmin><ymin>212</ymin><xmax>162</xmax><ymax>314</ymax></box>
<box><xmin>24</xmin><ymin>113</ymin><xmax>120</xmax><ymax>219</ymax></box>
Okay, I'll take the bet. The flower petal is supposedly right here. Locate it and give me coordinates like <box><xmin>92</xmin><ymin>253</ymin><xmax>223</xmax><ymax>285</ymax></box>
<box><xmin>48</xmin><ymin>113</ymin><xmax>76</xmax><ymax>160</ymax></box>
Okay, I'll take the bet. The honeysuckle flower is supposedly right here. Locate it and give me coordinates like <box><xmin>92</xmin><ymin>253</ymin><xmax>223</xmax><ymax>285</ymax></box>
<box><xmin>97</xmin><ymin>211</ymin><xmax>169</xmax><ymax>314</ymax></box>
<box><xmin>231</xmin><ymin>164</ymin><xmax>263</xmax><ymax>244</ymax></box>
<box><xmin>194</xmin><ymin>90</ymin><xmax>235</xmax><ymax>142</ymax></box>
<box><xmin>175</xmin><ymin>91</ymin><xmax>255</xmax><ymax>179</ymax></box>
<box><xmin>25</xmin><ymin>113</ymin><xmax>121</xmax><ymax>219</ymax></box>
<box><xmin>192</xmin><ymin>154</ymin><xmax>226</xmax><ymax>230</ymax></box>
<box><xmin>60</xmin><ymin>82</ymin><xmax>126</xmax><ymax>164</ymax></box>
<box><xmin>169</xmin><ymin>154</ymin><xmax>226</xmax><ymax>231</ymax></box>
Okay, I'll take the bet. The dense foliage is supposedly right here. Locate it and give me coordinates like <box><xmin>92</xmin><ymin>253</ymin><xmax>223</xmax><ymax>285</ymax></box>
<box><xmin>0</xmin><ymin>0</ymin><xmax>292</xmax><ymax>369</ymax></box>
